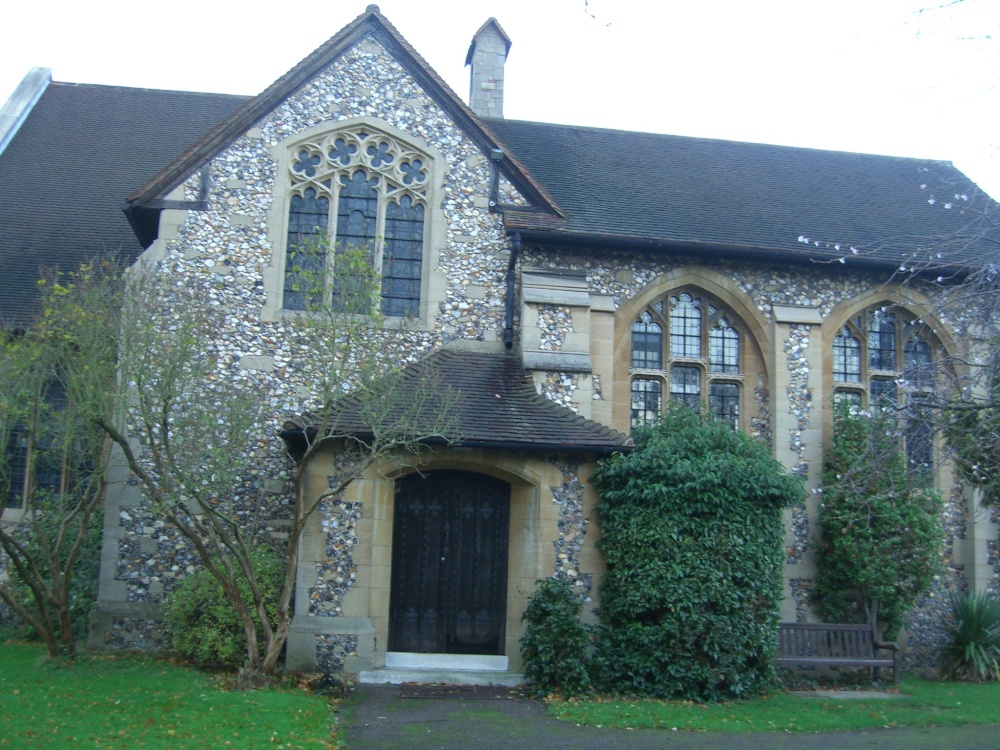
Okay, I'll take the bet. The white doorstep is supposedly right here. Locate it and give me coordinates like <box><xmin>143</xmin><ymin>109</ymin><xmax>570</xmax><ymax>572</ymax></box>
<box><xmin>384</xmin><ymin>651</ymin><xmax>508</xmax><ymax>671</ymax></box>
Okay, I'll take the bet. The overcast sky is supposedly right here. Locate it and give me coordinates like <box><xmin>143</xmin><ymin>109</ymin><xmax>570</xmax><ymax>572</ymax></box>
<box><xmin>2</xmin><ymin>0</ymin><xmax>998</xmax><ymax>197</ymax></box>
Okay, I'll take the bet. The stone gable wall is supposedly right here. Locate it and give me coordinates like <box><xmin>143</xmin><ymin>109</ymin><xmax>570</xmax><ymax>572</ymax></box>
<box><xmin>95</xmin><ymin>36</ymin><xmax>523</xmax><ymax>643</ymax></box>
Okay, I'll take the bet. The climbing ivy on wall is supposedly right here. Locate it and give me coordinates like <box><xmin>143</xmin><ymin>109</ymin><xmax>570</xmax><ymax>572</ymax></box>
<box><xmin>591</xmin><ymin>405</ymin><xmax>801</xmax><ymax>701</ymax></box>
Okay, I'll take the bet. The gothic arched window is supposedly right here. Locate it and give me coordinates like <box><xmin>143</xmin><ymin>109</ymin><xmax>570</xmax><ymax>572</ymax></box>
<box><xmin>629</xmin><ymin>291</ymin><xmax>759</xmax><ymax>430</ymax></box>
<box><xmin>831</xmin><ymin>305</ymin><xmax>939</xmax><ymax>478</ymax></box>
<box><xmin>283</xmin><ymin>128</ymin><xmax>430</xmax><ymax>317</ymax></box>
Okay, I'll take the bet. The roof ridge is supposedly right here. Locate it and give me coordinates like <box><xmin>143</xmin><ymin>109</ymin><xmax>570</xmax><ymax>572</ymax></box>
<box><xmin>48</xmin><ymin>81</ymin><xmax>251</xmax><ymax>99</ymax></box>
<box><xmin>487</xmin><ymin>117</ymin><xmax>957</xmax><ymax>166</ymax></box>
<box><xmin>125</xmin><ymin>8</ymin><xmax>563</xmax><ymax>218</ymax></box>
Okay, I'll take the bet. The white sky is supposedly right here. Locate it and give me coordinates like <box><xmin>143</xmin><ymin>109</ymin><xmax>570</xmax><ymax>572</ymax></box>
<box><xmin>2</xmin><ymin>0</ymin><xmax>998</xmax><ymax>197</ymax></box>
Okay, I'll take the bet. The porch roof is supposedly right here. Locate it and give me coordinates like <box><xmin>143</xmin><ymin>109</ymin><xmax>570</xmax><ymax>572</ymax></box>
<box><xmin>281</xmin><ymin>348</ymin><xmax>631</xmax><ymax>456</ymax></box>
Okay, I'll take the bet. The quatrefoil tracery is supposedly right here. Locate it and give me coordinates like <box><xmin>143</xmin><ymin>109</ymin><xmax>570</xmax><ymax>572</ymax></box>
<box><xmin>289</xmin><ymin>129</ymin><xmax>429</xmax><ymax>206</ymax></box>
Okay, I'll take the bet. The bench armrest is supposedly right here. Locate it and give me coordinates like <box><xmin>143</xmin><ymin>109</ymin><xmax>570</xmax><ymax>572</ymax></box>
<box><xmin>874</xmin><ymin>640</ymin><xmax>900</xmax><ymax>652</ymax></box>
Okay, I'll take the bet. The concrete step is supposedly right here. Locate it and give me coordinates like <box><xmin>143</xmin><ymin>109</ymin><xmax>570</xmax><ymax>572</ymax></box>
<box><xmin>357</xmin><ymin>668</ymin><xmax>525</xmax><ymax>686</ymax></box>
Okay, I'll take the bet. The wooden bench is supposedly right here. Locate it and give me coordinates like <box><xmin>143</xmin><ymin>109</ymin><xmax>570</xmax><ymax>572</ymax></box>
<box><xmin>776</xmin><ymin>622</ymin><xmax>901</xmax><ymax>683</ymax></box>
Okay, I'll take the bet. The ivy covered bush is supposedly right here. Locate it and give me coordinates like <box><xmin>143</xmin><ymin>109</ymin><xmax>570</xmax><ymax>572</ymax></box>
<box><xmin>520</xmin><ymin>577</ymin><xmax>592</xmax><ymax>697</ymax></box>
<box><xmin>163</xmin><ymin>546</ymin><xmax>284</xmax><ymax>669</ymax></box>
<box><xmin>591</xmin><ymin>406</ymin><xmax>801</xmax><ymax>701</ymax></box>
<box><xmin>813</xmin><ymin>406</ymin><xmax>943</xmax><ymax>637</ymax></box>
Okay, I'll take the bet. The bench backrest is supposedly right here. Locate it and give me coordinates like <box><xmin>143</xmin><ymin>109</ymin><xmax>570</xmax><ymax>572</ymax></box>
<box><xmin>778</xmin><ymin>622</ymin><xmax>876</xmax><ymax>658</ymax></box>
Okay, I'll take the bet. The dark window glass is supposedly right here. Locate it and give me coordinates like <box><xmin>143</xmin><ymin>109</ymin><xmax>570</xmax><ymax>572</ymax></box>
<box><xmin>670</xmin><ymin>294</ymin><xmax>701</xmax><ymax>358</ymax></box>
<box><xmin>284</xmin><ymin>188</ymin><xmax>329</xmax><ymax>310</ymax></box>
<box><xmin>4</xmin><ymin>426</ymin><xmax>29</xmax><ymax>508</ymax></box>
<box><xmin>381</xmin><ymin>195</ymin><xmax>424</xmax><ymax>316</ymax></box>
<box><xmin>333</xmin><ymin>171</ymin><xmax>379</xmax><ymax>311</ymax></box>
<box><xmin>670</xmin><ymin>365</ymin><xmax>701</xmax><ymax>409</ymax></box>
<box><xmin>630</xmin><ymin>378</ymin><xmax>662</xmax><ymax>428</ymax></box>
<box><xmin>709</xmin><ymin>318</ymin><xmax>739</xmax><ymax>374</ymax></box>
<box><xmin>904</xmin><ymin>337</ymin><xmax>934</xmax><ymax>389</ymax></box>
<box><xmin>630</xmin><ymin>313</ymin><xmax>663</xmax><ymax>369</ymax></box>
<box><xmin>709</xmin><ymin>382</ymin><xmax>739</xmax><ymax>429</ymax></box>
<box><xmin>868</xmin><ymin>312</ymin><xmax>897</xmax><ymax>370</ymax></box>
<box><xmin>906</xmin><ymin>397</ymin><xmax>933</xmax><ymax>484</ymax></box>
<box><xmin>833</xmin><ymin>329</ymin><xmax>862</xmax><ymax>382</ymax></box>
<box><xmin>870</xmin><ymin>378</ymin><xmax>898</xmax><ymax>408</ymax></box>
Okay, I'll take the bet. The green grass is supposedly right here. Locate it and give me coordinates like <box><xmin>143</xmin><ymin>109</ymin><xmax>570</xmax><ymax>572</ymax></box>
<box><xmin>549</xmin><ymin>678</ymin><xmax>1000</xmax><ymax>733</ymax></box>
<box><xmin>0</xmin><ymin>643</ymin><xmax>334</xmax><ymax>749</ymax></box>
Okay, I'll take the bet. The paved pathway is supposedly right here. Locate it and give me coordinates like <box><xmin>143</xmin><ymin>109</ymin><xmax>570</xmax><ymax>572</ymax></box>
<box><xmin>343</xmin><ymin>684</ymin><xmax>1000</xmax><ymax>750</ymax></box>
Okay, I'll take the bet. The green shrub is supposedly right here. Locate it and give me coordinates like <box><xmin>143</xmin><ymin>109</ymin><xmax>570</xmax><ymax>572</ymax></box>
<box><xmin>814</xmin><ymin>405</ymin><xmax>944</xmax><ymax>637</ymax></box>
<box><xmin>520</xmin><ymin>577</ymin><xmax>592</xmax><ymax>697</ymax></box>
<box><xmin>940</xmin><ymin>591</ymin><xmax>1000</xmax><ymax>682</ymax></box>
<box><xmin>590</xmin><ymin>405</ymin><xmax>801</xmax><ymax>701</ymax></box>
<box><xmin>1</xmin><ymin>490</ymin><xmax>103</xmax><ymax>644</ymax></box>
<box><xmin>163</xmin><ymin>546</ymin><xmax>284</xmax><ymax>669</ymax></box>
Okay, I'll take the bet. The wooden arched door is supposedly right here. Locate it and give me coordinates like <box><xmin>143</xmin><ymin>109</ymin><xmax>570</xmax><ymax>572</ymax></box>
<box><xmin>389</xmin><ymin>471</ymin><xmax>510</xmax><ymax>654</ymax></box>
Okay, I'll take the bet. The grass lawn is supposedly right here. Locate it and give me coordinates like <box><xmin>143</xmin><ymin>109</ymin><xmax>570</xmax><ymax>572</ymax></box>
<box><xmin>0</xmin><ymin>642</ymin><xmax>335</xmax><ymax>749</ymax></box>
<box><xmin>549</xmin><ymin>677</ymin><xmax>1000</xmax><ymax>733</ymax></box>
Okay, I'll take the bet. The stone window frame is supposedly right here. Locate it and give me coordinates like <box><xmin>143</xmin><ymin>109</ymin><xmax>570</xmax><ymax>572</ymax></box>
<box><xmin>261</xmin><ymin>117</ymin><xmax>447</xmax><ymax>327</ymax></box>
<box><xmin>627</xmin><ymin>287</ymin><xmax>763</xmax><ymax>431</ymax></box>
<box><xmin>824</xmin><ymin>296</ymin><xmax>950</xmax><ymax>482</ymax></box>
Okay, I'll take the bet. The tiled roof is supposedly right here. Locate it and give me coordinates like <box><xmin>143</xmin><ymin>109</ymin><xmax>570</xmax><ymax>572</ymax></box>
<box><xmin>282</xmin><ymin>347</ymin><xmax>632</xmax><ymax>455</ymax></box>
<box><xmin>485</xmin><ymin>118</ymin><xmax>998</xmax><ymax>270</ymax></box>
<box><xmin>126</xmin><ymin>7</ymin><xmax>562</xmax><ymax>219</ymax></box>
<box><xmin>0</xmin><ymin>82</ymin><xmax>247</xmax><ymax>326</ymax></box>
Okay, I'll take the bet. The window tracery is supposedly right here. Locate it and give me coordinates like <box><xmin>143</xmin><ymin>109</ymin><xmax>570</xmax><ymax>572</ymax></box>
<box><xmin>830</xmin><ymin>305</ymin><xmax>939</xmax><ymax>479</ymax></box>
<box><xmin>283</xmin><ymin>128</ymin><xmax>430</xmax><ymax>316</ymax></box>
<box><xmin>629</xmin><ymin>291</ymin><xmax>755</xmax><ymax>430</ymax></box>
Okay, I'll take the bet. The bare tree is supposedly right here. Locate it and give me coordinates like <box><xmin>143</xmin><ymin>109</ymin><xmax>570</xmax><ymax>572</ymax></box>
<box><xmin>0</xmin><ymin>262</ymin><xmax>119</xmax><ymax>656</ymax></box>
<box><xmin>82</xmin><ymin>243</ymin><xmax>457</xmax><ymax>681</ymax></box>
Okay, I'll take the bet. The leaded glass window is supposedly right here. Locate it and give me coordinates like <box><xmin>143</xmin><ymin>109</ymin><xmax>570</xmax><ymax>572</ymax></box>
<box><xmin>628</xmin><ymin>289</ymin><xmax>753</xmax><ymax>430</ymax></box>
<box><xmin>904</xmin><ymin>337</ymin><xmax>933</xmax><ymax>390</ymax></box>
<box><xmin>670</xmin><ymin>365</ymin><xmax>701</xmax><ymax>409</ymax></box>
<box><xmin>382</xmin><ymin>195</ymin><xmax>424</xmax><ymax>317</ymax></box>
<box><xmin>833</xmin><ymin>329</ymin><xmax>862</xmax><ymax>383</ymax></box>
<box><xmin>283</xmin><ymin>127</ymin><xmax>431</xmax><ymax>316</ymax></box>
<box><xmin>831</xmin><ymin>304</ymin><xmax>941</xmax><ymax>481</ymax></box>
<box><xmin>631</xmin><ymin>378</ymin><xmax>662</xmax><ymax>427</ymax></box>
<box><xmin>284</xmin><ymin>188</ymin><xmax>329</xmax><ymax>311</ymax></box>
<box><xmin>709</xmin><ymin>318</ymin><xmax>739</xmax><ymax>374</ymax></box>
<box><xmin>4</xmin><ymin>426</ymin><xmax>29</xmax><ymax>508</ymax></box>
<box><xmin>870</xmin><ymin>378</ymin><xmax>898</xmax><ymax>408</ymax></box>
<box><xmin>631</xmin><ymin>313</ymin><xmax>663</xmax><ymax>369</ymax></box>
<box><xmin>670</xmin><ymin>294</ymin><xmax>701</xmax><ymax>358</ymax></box>
<box><xmin>906</xmin><ymin>397</ymin><xmax>934</xmax><ymax>482</ymax></box>
<box><xmin>709</xmin><ymin>382</ymin><xmax>739</xmax><ymax>430</ymax></box>
<box><xmin>868</xmin><ymin>312</ymin><xmax>896</xmax><ymax>370</ymax></box>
